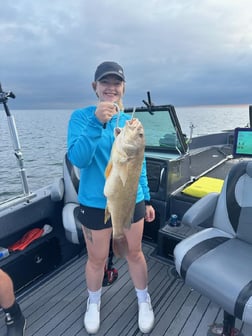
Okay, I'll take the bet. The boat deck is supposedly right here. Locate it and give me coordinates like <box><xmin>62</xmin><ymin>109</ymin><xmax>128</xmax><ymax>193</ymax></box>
<box><xmin>0</xmin><ymin>243</ymin><xmax>251</xmax><ymax>336</ymax></box>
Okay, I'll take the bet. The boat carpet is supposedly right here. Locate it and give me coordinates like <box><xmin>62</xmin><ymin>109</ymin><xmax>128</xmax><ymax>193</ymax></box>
<box><xmin>0</xmin><ymin>243</ymin><xmax>250</xmax><ymax>336</ymax></box>
<box><xmin>189</xmin><ymin>146</ymin><xmax>233</xmax><ymax>179</ymax></box>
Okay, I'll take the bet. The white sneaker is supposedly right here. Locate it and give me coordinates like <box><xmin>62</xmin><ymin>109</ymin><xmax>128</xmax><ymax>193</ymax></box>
<box><xmin>84</xmin><ymin>299</ymin><xmax>100</xmax><ymax>334</ymax></box>
<box><xmin>138</xmin><ymin>294</ymin><xmax>155</xmax><ymax>333</ymax></box>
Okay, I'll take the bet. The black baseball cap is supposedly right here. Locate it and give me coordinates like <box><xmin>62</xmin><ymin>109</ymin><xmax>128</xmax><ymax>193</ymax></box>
<box><xmin>94</xmin><ymin>61</ymin><xmax>125</xmax><ymax>81</ymax></box>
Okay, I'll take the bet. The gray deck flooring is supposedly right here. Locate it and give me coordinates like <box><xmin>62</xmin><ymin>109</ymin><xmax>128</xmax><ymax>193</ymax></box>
<box><xmin>0</xmin><ymin>243</ymin><xmax>251</xmax><ymax>335</ymax></box>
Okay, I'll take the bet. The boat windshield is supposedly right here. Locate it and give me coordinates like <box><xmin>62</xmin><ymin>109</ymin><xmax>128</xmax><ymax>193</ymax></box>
<box><xmin>124</xmin><ymin>105</ymin><xmax>188</xmax><ymax>155</ymax></box>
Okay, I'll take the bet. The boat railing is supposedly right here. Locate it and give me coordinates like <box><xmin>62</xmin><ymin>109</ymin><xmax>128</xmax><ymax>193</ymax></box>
<box><xmin>0</xmin><ymin>193</ymin><xmax>37</xmax><ymax>212</ymax></box>
<box><xmin>0</xmin><ymin>83</ymin><xmax>31</xmax><ymax>203</ymax></box>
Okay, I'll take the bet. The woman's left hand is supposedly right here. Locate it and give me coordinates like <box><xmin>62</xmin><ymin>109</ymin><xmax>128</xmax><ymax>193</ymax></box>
<box><xmin>145</xmin><ymin>205</ymin><xmax>155</xmax><ymax>222</ymax></box>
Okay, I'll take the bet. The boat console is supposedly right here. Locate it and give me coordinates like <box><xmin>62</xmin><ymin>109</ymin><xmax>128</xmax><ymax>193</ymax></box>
<box><xmin>233</xmin><ymin>127</ymin><xmax>252</xmax><ymax>158</ymax></box>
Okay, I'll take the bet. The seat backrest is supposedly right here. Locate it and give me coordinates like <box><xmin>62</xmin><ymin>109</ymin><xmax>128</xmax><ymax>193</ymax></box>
<box><xmin>213</xmin><ymin>160</ymin><xmax>252</xmax><ymax>243</ymax></box>
<box><xmin>63</xmin><ymin>153</ymin><xmax>80</xmax><ymax>204</ymax></box>
<box><xmin>62</xmin><ymin>153</ymin><xmax>83</xmax><ymax>245</ymax></box>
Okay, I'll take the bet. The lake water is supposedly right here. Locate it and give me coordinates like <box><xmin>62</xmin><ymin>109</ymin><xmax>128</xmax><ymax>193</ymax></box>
<box><xmin>0</xmin><ymin>104</ymin><xmax>250</xmax><ymax>201</ymax></box>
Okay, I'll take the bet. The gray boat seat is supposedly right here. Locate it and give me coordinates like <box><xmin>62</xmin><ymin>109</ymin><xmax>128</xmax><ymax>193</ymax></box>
<box><xmin>174</xmin><ymin>160</ymin><xmax>252</xmax><ymax>326</ymax></box>
<box><xmin>62</xmin><ymin>153</ymin><xmax>83</xmax><ymax>244</ymax></box>
<box><xmin>50</xmin><ymin>177</ymin><xmax>64</xmax><ymax>202</ymax></box>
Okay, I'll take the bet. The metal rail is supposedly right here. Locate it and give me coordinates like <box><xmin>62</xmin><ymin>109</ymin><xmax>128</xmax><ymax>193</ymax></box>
<box><xmin>0</xmin><ymin>83</ymin><xmax>30</xmax><ymax>200</ymax></box>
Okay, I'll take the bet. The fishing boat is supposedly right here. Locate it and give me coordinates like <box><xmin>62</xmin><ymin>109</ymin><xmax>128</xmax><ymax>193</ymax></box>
<box><xmin>0</xmin><ymin>85</ymin><xmax>251</xmax><ymax>336</ymax></box>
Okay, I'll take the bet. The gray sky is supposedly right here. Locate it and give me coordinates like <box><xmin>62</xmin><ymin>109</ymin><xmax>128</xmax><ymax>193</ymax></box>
<box><xmin>1</xmin><ymin>0</ymin><xmax>252</xmax><ymax>109</ymax></box>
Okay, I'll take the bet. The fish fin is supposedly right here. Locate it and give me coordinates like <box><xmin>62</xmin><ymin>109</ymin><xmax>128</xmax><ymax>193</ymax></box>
<box><xmin>119</xmin><ymin>164</ymin><xmax>129</xmax><ymax>186</ymax></box>
<box><xmin>104</xmin><ymin>207</ymin><xmax>111</xmax><ymax>224</ymax></box>
<box><xmin>105</xmin><ymin>161</ymin><xmax>113</xmax><ymax>178</ymax></box>
<box><xmin>113</xmin><ymin>235</ymin><xmax>129</xmax><ymax>258</ymax></box>
<box><xmin>114</xmin><ymin>127</ymin><xmax>122</xmax><ymax>137</ymax></box>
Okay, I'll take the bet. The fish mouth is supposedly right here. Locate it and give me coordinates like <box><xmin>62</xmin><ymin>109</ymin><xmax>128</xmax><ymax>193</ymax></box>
<box><xmin>113</xmin><ymin>235</ymin><xmax>129</xmax><ymax>258</ymax></box>
<box><xmin>127</xmin><ymin>119</ymin><xmax>144</xmax><ymax>132</ymax></box>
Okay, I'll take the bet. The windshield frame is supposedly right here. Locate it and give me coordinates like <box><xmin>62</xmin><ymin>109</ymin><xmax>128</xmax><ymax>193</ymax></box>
<box><xmin>124</xmin><ymin>104</ymin><xmax>188</xmax><ymax>155</ymax></box>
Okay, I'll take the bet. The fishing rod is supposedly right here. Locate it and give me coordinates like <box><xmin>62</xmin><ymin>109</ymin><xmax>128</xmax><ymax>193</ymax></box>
<box><xmin>0</xmin><ymin>83</ymin><xmax>30</xmax><ymax>199</ymax></box>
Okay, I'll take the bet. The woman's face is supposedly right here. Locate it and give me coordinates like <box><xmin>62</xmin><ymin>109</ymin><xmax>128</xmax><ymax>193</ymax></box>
<box><xmin>93</xmin><ymin>75</ymin><xmax>125</xmax><ymax>103</ymax></box>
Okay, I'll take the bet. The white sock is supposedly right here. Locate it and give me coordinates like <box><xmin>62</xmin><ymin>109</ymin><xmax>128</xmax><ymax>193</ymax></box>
<box><xmin>135</xmin><ymin>287</ymin><xmax>149</xmax><ymax>304</ymax></box>
<box><xmin>88</xmin><ymin>288</ymin><xmax>102</xmax><ymax>304</ymax></box>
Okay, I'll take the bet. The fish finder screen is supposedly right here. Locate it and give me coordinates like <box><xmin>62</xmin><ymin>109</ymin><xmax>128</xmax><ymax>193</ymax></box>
<box><xmin>233</xmin><ymin>128</ymin><xmax>252</xmax><ymax>157</ymax></box>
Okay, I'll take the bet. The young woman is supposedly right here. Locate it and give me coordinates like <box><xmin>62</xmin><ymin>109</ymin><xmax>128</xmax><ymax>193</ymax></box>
<box><xmin>67</xmin><ymin>61</ymin><xmax>155</xmax><ymax>334</ymax></box>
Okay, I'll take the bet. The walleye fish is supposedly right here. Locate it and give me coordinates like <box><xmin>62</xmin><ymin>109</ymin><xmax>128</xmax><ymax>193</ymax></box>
<box><xmin>104</xmin><ymin>118</ymin><xmax>145</xmax><ymax>258</ymax></box>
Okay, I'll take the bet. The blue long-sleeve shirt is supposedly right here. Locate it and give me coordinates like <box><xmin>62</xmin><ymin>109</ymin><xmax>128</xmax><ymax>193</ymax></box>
<box><xmin>67</xmin><ymin>105</ymin><xmax>150</xmax><ymax>209</ymax></box>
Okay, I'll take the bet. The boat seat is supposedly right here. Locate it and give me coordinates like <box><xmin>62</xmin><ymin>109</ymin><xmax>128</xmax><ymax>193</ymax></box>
<box><xmin>62</xmin><ymin>153</ymin><xmax>83</xmax><ymax>244</ymax></box>
<box><xmin>174</xmin><ymin>160</ymin><xmax>252</xmax><ymax>330</ymax></box>
<box><xmin>50</xmin><ymin>177</ymin><xmax>64</xmax><ymax>202</ymax></box>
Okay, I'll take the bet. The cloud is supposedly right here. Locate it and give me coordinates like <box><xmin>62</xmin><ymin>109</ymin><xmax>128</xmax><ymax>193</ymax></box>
<box><xmin>1</xmin><ymin>0</ymin><xmax>252</xmax><ymax>108</ymax></box>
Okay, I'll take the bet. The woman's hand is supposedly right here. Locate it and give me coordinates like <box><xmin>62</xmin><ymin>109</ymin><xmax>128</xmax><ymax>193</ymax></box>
<box><xmin>95</xmin><ymin>102</ymin><xmax>117</xmax><ymax>124</ymax></box>
<box><xmin>145</xmin><ymin>205</ymin><xmax>155</xmax><ymax>222</ymax></box>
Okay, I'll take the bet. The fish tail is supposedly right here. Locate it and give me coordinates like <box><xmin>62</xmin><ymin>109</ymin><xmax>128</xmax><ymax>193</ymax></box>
<box><xmin>113</xmin><ymin>235</ymin><xmax>129</xmax><ymax>258</ymax></box>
